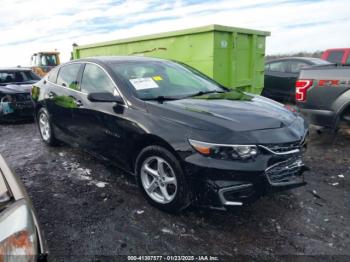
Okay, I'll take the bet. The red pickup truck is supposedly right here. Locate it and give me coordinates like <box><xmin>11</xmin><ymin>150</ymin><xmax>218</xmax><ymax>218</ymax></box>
<box><xmin>321</xmin><ymin>48</ymin><xmax>350</xmax><ymax>65</ymax></box>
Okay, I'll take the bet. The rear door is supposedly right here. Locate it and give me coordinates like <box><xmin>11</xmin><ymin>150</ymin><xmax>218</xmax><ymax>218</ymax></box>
<box><xmin>263</xmin><ymin>60</ymin><xmax>291</xmax><ymax>102</ymax></box>
<box><xmin>45</xmin><ymin>63</ymin><xmax>83</xmax><ymax>140</ymax></box>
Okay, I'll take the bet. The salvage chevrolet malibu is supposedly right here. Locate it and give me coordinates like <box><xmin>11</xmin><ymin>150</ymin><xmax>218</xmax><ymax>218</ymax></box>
<box><xmin>32</xmin><ymin>57</ymin><xmax>308</xmax><ymax>212</ymax></box>
<box><xmin>0</xmin><ymin>68</ymin><xmax>40</xmax><ymax>122</ymax></box>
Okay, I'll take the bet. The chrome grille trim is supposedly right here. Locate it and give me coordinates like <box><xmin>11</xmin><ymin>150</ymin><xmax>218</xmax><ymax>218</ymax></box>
<box><xmin>259</xmin><ymin>144</ymin><xmax>300</xmax><ymax>155</ymax></box>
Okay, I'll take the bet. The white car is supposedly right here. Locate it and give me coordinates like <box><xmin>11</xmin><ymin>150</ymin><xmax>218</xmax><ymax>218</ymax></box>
<box><xmin>0</xmin><ymin>154</ymin><xmax>48</xmax><ymax>261</ymax></box>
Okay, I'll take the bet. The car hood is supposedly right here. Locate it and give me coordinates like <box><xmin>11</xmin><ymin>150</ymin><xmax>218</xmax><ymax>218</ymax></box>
<box><xmin>149</xmin><ymin>95</ymin><xmax>297</xmax><ymax>132</ymax></box>
<box><xmin>0</xmin><ymin>84</ymin><xmax>32</xmax><ymax>94</ymax></box>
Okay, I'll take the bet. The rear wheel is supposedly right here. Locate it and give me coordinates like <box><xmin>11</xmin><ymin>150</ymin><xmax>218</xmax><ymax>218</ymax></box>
<box><xmin>37</xmin><ymin>108</ymin><xmax>58</xmax><ymax>146</ymax></box>
<box><xmin>135</xmin><ymin>146</ymin><xmax>191</xmax><ymax>213</ymax></box>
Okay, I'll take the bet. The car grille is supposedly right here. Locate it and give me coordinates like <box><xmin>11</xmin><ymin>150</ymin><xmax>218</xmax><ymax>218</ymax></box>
<box><xmin>13</xmin><ymin>101</ymin><xmax>33</xmax><ymax>110</ymax></box>
<box><xmin>14</xmin><ymin>93</ymin><xmax>31</xmax><ymax>102</ymax></box>
<box><xmin>263</xmin><ymin>142</ymin><xmax>300</xmax><ymax>153</ymax></box>
<box><xmin>259</xmin><ymin>142</ymin><xmax>302</xmax><ymax>155</ymax></box>
<box><xmin>265</xmin><ymin>156</ymin><xmax>304</xmax><ymax>185</ymax></box>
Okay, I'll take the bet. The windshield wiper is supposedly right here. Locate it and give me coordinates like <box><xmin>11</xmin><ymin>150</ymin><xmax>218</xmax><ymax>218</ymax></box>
<box><xmin>143</xmin><ymin>95</ymin><xmax>181</xmax><ymax>101</ymax></box>
<box><xmin>185</xmin><ymin>90</ymin><xmax>225</xmax><ymax>98</ymax></box>
<box><xmin>143</xmin><ymin>91</ymin><xmax>226</xmax><ymax>101</ymax></box>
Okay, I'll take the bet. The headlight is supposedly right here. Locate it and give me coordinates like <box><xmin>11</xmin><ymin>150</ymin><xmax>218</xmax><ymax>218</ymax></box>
<box><xmin>0</xmin><ymin>200</ymin><xmax>38</xmax><ymax>261</ymax></box>
<box><xmin>188</xmin><ymin>139</ymin><xmax>258</xmax><ymax>160</ymax></box>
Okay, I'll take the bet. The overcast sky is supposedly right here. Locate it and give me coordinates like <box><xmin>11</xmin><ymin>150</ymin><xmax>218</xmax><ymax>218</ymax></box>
<box><xmin>0</xmin><ymin>0</ymin><xmax>349</xmax><ymax>67</ymax></box>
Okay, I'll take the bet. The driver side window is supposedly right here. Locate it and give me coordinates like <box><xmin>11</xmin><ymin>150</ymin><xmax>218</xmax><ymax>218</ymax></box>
<box><xmin>81</xmin><ymin>64</ymin><xmax>117</xmax><ymax>95</ymax></box>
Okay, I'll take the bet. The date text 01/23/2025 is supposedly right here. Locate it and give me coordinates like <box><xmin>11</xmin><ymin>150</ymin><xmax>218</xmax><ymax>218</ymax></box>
<box><xmin>127</xmin><ymin>255</ymin><xmax>220</xmax><ymax>261</ymax></box>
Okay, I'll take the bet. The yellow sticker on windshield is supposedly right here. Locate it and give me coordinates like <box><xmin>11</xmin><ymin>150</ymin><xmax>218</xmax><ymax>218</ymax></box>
<box><xmin>153</xmin><ymin>76</ymin><xmax>163</xmax><ymax>81</ymax></box>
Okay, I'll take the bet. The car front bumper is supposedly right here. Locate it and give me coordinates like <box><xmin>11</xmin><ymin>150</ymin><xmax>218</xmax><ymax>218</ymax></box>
<box><xmin>0</xmin><ymin>101</ymin><xmax>34</xmax><ymax>122</ymax></box>
<box><xmin>184</xmin><ymin>143</ymin><xmax>308</xmax><ymax>209</ymax></box>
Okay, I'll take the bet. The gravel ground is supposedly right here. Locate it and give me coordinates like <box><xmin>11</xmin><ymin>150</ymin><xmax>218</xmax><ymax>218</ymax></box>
<box><xmin>0</xmin><ymin>122</ymin><xmax>349</xmax><ymax>261</ymax></box>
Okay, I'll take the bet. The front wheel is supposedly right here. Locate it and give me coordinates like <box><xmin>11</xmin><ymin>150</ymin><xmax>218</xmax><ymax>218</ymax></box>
<box><xmin>135</xmin><ymin>146</ymin><xmax>191</xmax><ymax>213</ymax></box>
<box><xmin>37</xmin><ymin>108</ymin><xmax>59</xmax><ymax>146</ymax></box>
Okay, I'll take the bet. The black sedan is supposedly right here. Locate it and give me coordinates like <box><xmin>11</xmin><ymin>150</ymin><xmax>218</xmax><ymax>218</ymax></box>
<box><xmin>262</xmin><ymin>57</ymin><xmax>330</xmax><ymax>103</ymax></box>
<box><xmin>0</xmin><ymin>68</ymin><xmax>40</xmax><ymax>122</ymax></box>
<box><xmin>32</xmin><ymin>57</ymin><xmax>309</xmax><ymax>212</ymax></box>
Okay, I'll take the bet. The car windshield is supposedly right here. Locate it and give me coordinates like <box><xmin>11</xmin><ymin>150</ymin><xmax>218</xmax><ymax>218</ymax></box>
<box><xmin>0</xmin><ymin>70</ymin><xmax>40</xmax><ymax>85</ymax></box>
<box><xmin>110</xmin><ymin>60</ymin><xmax>226</xmax><ymax>100</ymax></box>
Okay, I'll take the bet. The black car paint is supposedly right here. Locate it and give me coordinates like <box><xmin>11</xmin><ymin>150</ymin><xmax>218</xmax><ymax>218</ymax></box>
<box><xmin>33</xmin><ymin>57</ymin><xmax>308</xmax><ymax>209</ymax></box>
<box><xmin>263</xmin><ymin>57</ymin><xmax>330</xmax><ymax>104</ymax></box>
<box><xmin>0</xmin><ymin>69</ymin><xmax>40</xmax><ymax>122</ymax></box>
<box><xmin>0</xmin><ymin>84</ymin><xmax>35</xmax><ymax>122</ymax></box>
<box><xmin>297</xmin><ymin>64</ymin><xmax>350</xmax><ymax>128</ymax></box>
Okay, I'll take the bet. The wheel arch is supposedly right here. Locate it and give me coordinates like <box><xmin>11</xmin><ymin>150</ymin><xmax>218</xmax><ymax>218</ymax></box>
<box><xmin>337</xmin><ymin>102</ymin><xmax>350</xmax><ymax>123</ymax></box>
<box><xmin>34</xmin><ymin>102</ymin><xmax>44</xmax><ymax>121</ymax></box>
<box><xmin>331</xmin><ymin>89</ymin><xmax>350</xmax><ymax>128</ymax></box>
<box><xmin>129</xmin><ymin>134</ymin><xmax>183</xmax><ymax>173</ymax></box>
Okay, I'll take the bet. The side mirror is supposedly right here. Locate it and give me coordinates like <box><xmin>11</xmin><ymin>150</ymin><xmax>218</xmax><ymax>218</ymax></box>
<box><xmin>87</xmin><ymin>92</ymin><xmax>124</xmax><ymax>104</ymax></box>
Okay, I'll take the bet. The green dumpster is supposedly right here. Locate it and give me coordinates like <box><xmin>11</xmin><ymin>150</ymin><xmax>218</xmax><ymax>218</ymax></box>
<box><xmin>73</xmin><ymin>24</ymin><xmax>270</xmax><ymax>94</ymax></box>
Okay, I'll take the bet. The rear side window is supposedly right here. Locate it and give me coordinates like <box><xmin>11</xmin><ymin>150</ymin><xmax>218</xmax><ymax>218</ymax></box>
<box><xmin>48</xmin><ymin>67</ymin><xmax>59</xmax><ymax>83</ymax></box>
<box><xmin>289</xmin><ymin>61</ymin><xmax>309</xmax><ymax>73</ymax></box>
<box><xmin>327</xmin><ymin>51</ymin><xmax>344</xmax><ymax>64</ymax></box>
<box><xmin>81</xmin><ymin>64</ymin><xmax>116</xmax><ymax>94</ymax></box>
<box><xmin>57</xmin><ymin>64</ymin><xmax>81</xmax><ymax>90</ymax></box>
<box><xmin>269</xmin><ymin>61</ymin><xmax>288</xmax><ymax>73</ymax></box>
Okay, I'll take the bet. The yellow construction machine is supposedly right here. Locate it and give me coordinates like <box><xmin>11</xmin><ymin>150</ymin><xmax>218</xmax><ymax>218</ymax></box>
<box><xmin>30</xmin><ymin>51</ymin><xmax>60</xmax><ymax>77</ymax></box>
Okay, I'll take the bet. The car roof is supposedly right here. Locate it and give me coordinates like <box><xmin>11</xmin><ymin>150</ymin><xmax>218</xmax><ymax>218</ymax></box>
<box><xmin>74</xmin><ymin>56</ymin><xmax>169</xmax><ymax>64</ymax></box>
<box><xmin>266</xmin><ymin>57</ymin><xmax>328</xmax><ymax>64</ymax></box>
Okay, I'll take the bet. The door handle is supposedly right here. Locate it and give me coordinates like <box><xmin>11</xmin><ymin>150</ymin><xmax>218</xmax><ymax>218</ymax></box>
<box><xmin>68</xmin><ymin>95</ymin><xmax>83</xmax><ymax>107</ymax></box>
<box><xmin>75</xmin><ymin>100</ymin><xmax>83</xmax><ymax>107</ymax></box>
<box><xmin>48</xmin><ymin>91</ymin><xmax>56</xmax><ymax>98</ymax></box>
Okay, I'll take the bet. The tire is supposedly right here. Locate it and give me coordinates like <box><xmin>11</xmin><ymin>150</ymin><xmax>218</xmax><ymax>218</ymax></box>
<box><xmin>37</xmin><ymin>107</ymin><xmax>59</xmax><ymax>146</ymax></box>
<box><xmin>135</xmin><ymin>145</ymin><xmax>191</xmax><ymax>213</ymax></box>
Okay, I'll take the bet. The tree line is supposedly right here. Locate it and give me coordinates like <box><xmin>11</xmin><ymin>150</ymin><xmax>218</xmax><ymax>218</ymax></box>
<box><xmin>265</xmin><ymin>51</ymin><xmax>323</xmax><ymax>61</ymax></box>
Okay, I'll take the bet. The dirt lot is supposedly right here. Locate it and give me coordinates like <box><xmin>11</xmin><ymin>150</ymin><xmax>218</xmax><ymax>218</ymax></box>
<box><xmin>0</xmin><ymin>122</ymin><xmax>349</xmax><ymax>261</ymax></box>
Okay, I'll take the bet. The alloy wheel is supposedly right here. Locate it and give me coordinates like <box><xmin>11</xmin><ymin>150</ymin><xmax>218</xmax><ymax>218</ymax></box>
<box><xmin>39</xmin><ymin>113</ymin><xmax>51</xmax><ymax>141</ymax></box>
<box><xmin>140</xmin><ymin>156</ymin><xmax>178</xmax><ymax>204</ymax></box>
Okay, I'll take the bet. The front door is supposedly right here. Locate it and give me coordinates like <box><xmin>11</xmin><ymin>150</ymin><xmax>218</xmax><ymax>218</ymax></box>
<box><xmin>70</xmin><ymin>63</ymin><xmax>129</xmax><ymax>166</ymax></box>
